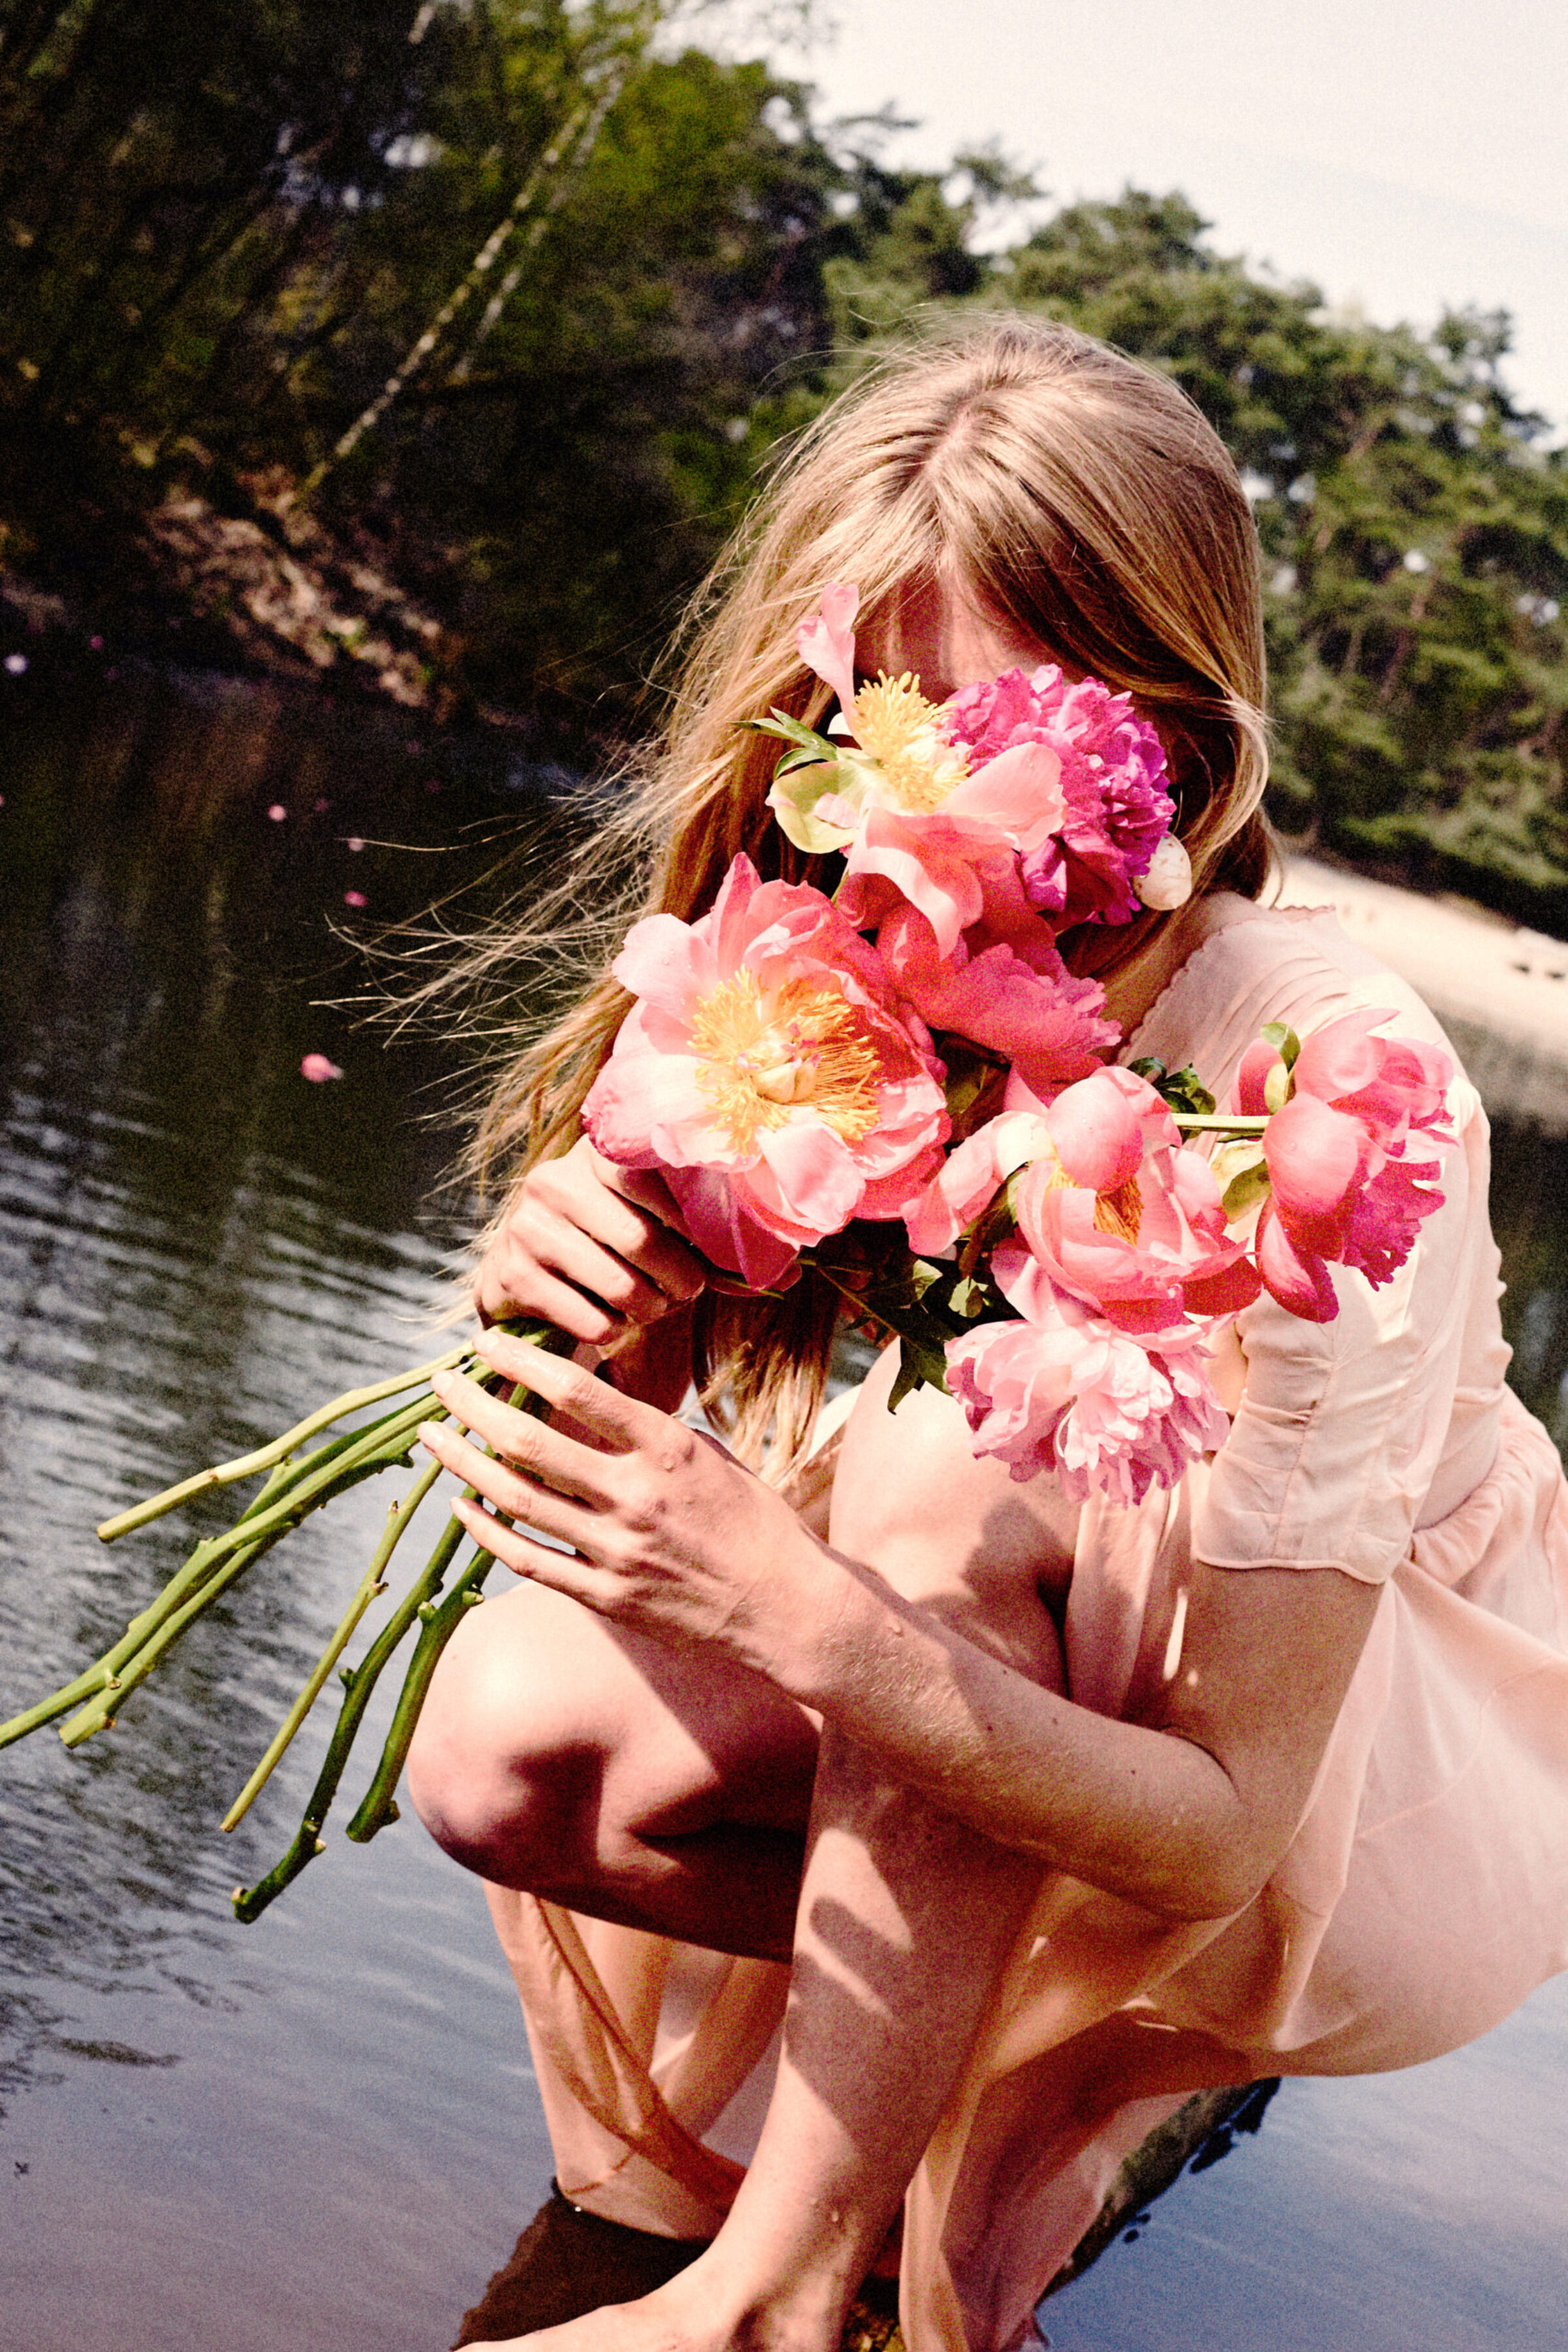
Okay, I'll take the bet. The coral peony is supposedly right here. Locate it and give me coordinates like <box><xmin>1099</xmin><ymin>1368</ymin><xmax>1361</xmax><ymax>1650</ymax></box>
<box><xmin>772</xmin><ymin>586</ymin><xmax>1069</xmax><ymax>956</ymax></box>
<box><xmin>582</xmin><ymin>855</ymin><xmax>949</xmax><ymax>1288</ymax></box>
<box><xmin>1011</xmin><ymin>1065</ymin><xmax>1260</xmax><ymax>1330</ymax></box>
<box><xmin>875</xmin><ymin>903</ymin><xmax>1117</xmax><ymax>1106</ymax></box>
<box><xmin>1250</xmin><ymin>1010</ymin><xmax>1456</xmax><ymax>1321</ymax></box>
<box><xmin>946</xmin><ymin>1243</ymin><xmax>1230</xmax><ymax>1506</ymax></box>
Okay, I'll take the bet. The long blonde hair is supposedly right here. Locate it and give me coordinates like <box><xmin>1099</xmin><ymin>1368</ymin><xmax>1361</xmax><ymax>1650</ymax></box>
<box><xmin>468</xmin><ymin>317</ymin><xmax>1275</xmax><ymax>1472</ymax></box>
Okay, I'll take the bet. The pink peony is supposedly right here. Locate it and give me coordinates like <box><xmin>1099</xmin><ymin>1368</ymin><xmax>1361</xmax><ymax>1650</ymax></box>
<box><xmin>946</xmin><ymin>1242</ymin><xmax>1230</xmax><ymax>1507</ymax></box>
<box><xmin>905</xmin><ymin>1106</ymin><xmax>1054</xmax><ymax>1255</ymax></box>
<box><xmin>942</xmin><ymin>668</ymin><xmax>1175</xmax><ymax>928</ymax></box>
<box><xmin>299</xmin><ymin>1053</ymin><xmax>343</xmax><ymax>1082</ymax></box>
<box><xmin>1012</xmin><ymin>1065</ymin><xmax>1260</xmax><ymax>1331</ymax></box>
<box><xmin>582</xmin><ymin>855</ymin><xmax>949</xmax><ymax>1289</ymax></box>
<box><xmin>1247</xmin><ymin>1010</ymin><xmax>1456</xmax><ymax>1322</ymax></box>
<box><xmin>875</xmin><ymin>903</ymin><xmax>1117</xmax><ymax>1105</ymax></box>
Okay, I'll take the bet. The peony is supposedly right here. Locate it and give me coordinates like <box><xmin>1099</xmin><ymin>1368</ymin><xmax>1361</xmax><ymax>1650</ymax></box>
<box><xmin>946</xmin><ymin>1242</ymin><xmax>1230</xmax><ymax>1507</ymax></box>
<box><xmin>943</xmin><ymin>667</ymin><xmax>1177</xmax><ymax>927</ymax></box>
<box><xmin>1011</xmin><ymin>1065</ymin><xmax>1260</xmax><ymax>1330</ymax></box>
<box><xmin>771</xmin><ymin>584</ymin><xmax>1070</xmax><ymax>957</ymax></box>
<box><xmin>582</xmin><ymin>855</ymin><xmax>949</xmax><ymax>1289</ymax></box>
<box><xmin>1242</xmin><ymin>1010</ymin><xmax>1456</xmax><ymax>1322</ymax></box>
<box><xmin>874</xmin><ymin>903</ymin><xmax>1117</xmax><ymax>1106</ymax></box>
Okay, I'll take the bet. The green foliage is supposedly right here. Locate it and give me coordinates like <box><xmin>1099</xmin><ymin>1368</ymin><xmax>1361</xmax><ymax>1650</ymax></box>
<box><xmin>1</xmin><ymin>9</ymin><xmax>1564</xmax><ymax>912</ymax></box>
<box><xmin>823</xmin><ymin>183</ymin><xmax>1568</xmax><ymax>923</ymax></box>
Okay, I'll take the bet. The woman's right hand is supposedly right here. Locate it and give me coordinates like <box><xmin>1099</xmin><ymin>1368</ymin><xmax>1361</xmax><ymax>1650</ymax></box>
<box><xmin>474</xmin><ymin>1136</ymin><xmax>708</xmax><ymax>1350</ymax></box>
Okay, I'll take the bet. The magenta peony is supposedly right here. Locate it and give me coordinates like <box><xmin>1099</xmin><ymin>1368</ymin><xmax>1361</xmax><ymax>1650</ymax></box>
<box><xmin>942</xmin><ymin>667</ymin><xmax>1175</xmax><ymax>928</ymax></box>
<box><xmin>582</xmin><ymin>855</ymin><xmax>949</xmax><ymax>1289</ymax></box>
<box><xmin>946</xmin><ymin>1242</ymin><xmax>1230</xmax><ymax>1506</ymax></box>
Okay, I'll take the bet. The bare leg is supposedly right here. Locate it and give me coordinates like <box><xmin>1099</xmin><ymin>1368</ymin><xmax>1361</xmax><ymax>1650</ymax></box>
<box><xmin>474</xmin><ymin>1595</ymin><xmax>1066</xmax><ymax>2351</ymax></box>
<box><xmin>408</xmin><ymin>1577</ymin><xmax>819</xmax><ymax>1963</ymax></box>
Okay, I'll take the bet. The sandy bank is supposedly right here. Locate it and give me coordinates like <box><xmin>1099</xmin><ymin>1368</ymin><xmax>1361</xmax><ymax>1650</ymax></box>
<box><xmin>1280</xmin><ymin>857</ymin><xmax>1568</xmax><ymax>1133</ymax></box>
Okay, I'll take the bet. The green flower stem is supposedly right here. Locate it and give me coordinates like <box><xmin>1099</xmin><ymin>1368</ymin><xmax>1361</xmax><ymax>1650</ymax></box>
<box><xmin>220</xmin><ymin>1452</ymin><xmax>448</xmax><ymax>1834</ymax></box>
<box><xmin>340</xmin><ymin>1336</ymin><xmax>572</xmax><ymax>1848</ymax></box>
<box><xmin>10</xmin><ymin>1407</ymin><xmax>434</xmax><ymax>1754</ymax></box>
<box><xmin>232</xmin><ymin>1327</ymin><xmax>567</xmax><ymax>1923</ymax></box>
<box><xmin>342</xmin><ymin>1537</ymin><xmax>498</xmax><ymax>1847</ymax></box>
<box><xmin>58</xmin><ymin>1529</ymin><xmax>285</xmax><ymax>1746</ymax></box>
<box><xmin>95</xmin><ymin>1344</ymin><xmax>474</xmax><ymax>1542</ymax></box>
<box><xmin>2</xmin><ymin>1390</ymin><xmax>451</xmax><ymax>1757</ymax></box>
<box><xmin>0</xmin><ymin>1451</ymin><xmax>312</xmax><ymax>1751</ymax></box>
<box><xmin>228</xmin><ymin>1506</ymin><xmax>474</xmax><ymax>1924</ymax></box>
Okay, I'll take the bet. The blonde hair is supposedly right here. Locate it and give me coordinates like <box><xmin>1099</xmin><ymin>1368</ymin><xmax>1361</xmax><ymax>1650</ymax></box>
<box><xmin>468</xmin><ymin>317</ymin><xmax>1275</xmax><ymax>1472</ymax></box>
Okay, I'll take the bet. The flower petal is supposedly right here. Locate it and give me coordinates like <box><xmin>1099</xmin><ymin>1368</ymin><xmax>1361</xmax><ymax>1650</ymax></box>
<box><xmin>797</xmin><ymin>582</ymin><xmax>860</xmax><ymax>719</ymax></box>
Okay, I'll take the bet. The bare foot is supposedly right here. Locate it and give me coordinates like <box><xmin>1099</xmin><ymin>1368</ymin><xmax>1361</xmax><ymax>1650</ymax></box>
<box><xmin>479</xmin><ymin>2257</ymin><xmax>854</xmax><ymax>2352</ymax></box>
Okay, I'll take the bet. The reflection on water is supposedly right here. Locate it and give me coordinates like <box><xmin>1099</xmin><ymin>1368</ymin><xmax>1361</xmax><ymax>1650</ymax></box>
<box><xmin>2</xmin><ymin>667</ymin><xmax>1567</xmax><ymax>2349</ymax></box>
<box><xmin>0</xmin><ymin>668</ymin><xmax>566</xmax><ymax>2349</ymax></box>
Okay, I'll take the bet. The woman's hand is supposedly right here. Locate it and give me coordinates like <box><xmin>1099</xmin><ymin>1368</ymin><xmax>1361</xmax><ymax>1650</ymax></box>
<box><xmin>475</xmin><ymin>1136</ymin><xmax>707</xmax><ymax>1348</ymax></box>
<box><xmin>419</xmin><ymin>1327</ymin><xmax>838</xmax><ymax>1682</ymax></box>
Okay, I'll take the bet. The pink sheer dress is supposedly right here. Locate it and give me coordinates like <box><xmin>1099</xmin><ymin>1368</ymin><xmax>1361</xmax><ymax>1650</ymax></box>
<box><xmin>482</xmin><ymin>902</ymin><xmax>1568</xmax><ymax>2351</ymax></box>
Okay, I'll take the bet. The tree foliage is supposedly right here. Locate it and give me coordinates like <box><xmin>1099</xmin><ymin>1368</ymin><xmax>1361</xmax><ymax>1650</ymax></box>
<box><xmin>2</xmin><ymin>5</ymin><xmax>1565</xmax><ymax>914</ymax></box>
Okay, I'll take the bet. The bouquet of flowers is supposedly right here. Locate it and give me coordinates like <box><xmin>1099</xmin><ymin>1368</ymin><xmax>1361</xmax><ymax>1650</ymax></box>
<box><xmin>0</xmin><ymin>583</ymin><xmax>1458</xmax><ymax>1917</ymax></box>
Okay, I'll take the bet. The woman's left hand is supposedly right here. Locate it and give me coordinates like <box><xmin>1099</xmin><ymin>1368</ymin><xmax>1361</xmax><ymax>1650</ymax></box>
<box><xmin>419</xmin><ymin>1326</ymin><xmax>838</xmax><ymax>1683</ymax></box>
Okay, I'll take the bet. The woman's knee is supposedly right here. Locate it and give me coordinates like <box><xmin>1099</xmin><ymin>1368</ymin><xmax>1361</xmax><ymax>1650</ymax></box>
<box><xmin>405</xmin><ymin>1576</ymin><xmax>819</xmax><ymax>1889</ymax></box>
<box><xmin>406</xmin><ymin>1581</ymin><xmax>615</xmax><ymax>1883</ymax></box>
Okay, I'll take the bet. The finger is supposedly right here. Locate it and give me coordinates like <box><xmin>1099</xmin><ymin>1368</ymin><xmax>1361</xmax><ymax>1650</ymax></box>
<box><xmin>471</xmin><ymin>1327</ymin><xmax>664</xmax><ymax>1451</ymax></box>
<box><xmin>478</xmin><ymin>1195</ymin><xmax>700</xmax><ymax>1334</ymax></box>
<box><xmin>428</xmin><ymin>1366</ymin><xmax>625</xmax><ymax>1497</ymax></box>
<box><xmin>449</xmin><ymin>1493</ymin><xmax>624</xmax><ymax>1611</ymax></box>
<box><xmin>522</xmin><ymin>1193</ymin><xmax>692</xmax><ymax>1317</ymax></box>
<box><xmin>419</xmin><ymin>1414</ymin><xmax>606</xmax><ymax>1551</ymax></box>
<box><xmin>571</xmin><ymin>1157</ymin><xmax>708</xmax><ymax>1302</ymax></box>
<box><xmin>474</xmin><ymin>1254</ymin><xmax>627</xmax><ymax>1346</ymax></box>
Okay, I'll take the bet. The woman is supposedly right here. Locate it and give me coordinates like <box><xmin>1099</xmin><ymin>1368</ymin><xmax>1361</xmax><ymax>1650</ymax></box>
<box><xmin>407</xmin><ymin>322</ymin><xmax>1568</xmax><ymax>2352</ymax></box>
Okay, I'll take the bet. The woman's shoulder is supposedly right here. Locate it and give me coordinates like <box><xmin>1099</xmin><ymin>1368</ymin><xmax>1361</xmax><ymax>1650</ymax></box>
<box><xmin>1126</xmin><ymin>891</ymin><xmax>1471</xmax><ymax>1108</ymax></box>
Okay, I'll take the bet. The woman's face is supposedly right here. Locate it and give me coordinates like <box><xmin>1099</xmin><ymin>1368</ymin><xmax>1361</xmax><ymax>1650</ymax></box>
<box><xmin>857</xmin><ymin>577</ymin><xmax>1068</xmax><ymax>703</ymax></box>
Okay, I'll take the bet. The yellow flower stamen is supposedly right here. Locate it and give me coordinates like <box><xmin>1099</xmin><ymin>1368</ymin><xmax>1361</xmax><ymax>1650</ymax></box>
<box><xmin>850</xmin><ymin>672</ymin><xmax>970</xmax><ymax>812</ymax></box>
<box><xmin>1042</xmin><ymin>1153</ymin><xmax>1145</xmax><ymax>1244</ymax></box>
<box><xmin>1092</xmin><ymin>1179</ymin><xmax>1144</xmax><ymax>1244</ymax></box>
<box><xmin>690</xmin><ymin>969</ymin><xmax>884</xmax><ymax>1154</ymax></box>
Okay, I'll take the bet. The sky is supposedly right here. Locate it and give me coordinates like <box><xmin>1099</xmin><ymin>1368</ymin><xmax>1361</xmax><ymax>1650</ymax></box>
<box><xmin>739</xmin><ymin>0</ymin><xmax>1567</xmax><ymax>436</ymax></box>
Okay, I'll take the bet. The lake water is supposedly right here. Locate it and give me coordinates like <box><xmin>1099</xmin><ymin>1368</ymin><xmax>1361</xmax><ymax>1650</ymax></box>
<box><xmin>1</xmin><ymin>662</ymin><xmax>1565</xmax><ymax>2351</ymax></box>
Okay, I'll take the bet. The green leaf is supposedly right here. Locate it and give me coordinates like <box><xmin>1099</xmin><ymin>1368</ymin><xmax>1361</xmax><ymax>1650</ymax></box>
<box><xmin>1156</xmin><ymin>1063</ymin><xmax>1217</xmax><ymax>1118</ymax></box>
<box><xmin>1260</xmin><ymin>1022</ymin><xmax>1301</xmax><ymax>1070</ymax></box>
<box><xmin>1210</xmin><ymin>1138</ymin><xmax>1266</xmax><ymax>1187</ymax></box>
<box><xmin>1264</xmin><ymin>1057</ymin><xmax>1293</xmax><ymax>1114</ymax></box>
<box><xmin>749</xmin><ymin>710</ymin><xmax>841</xmax><ymax>762</ymax></box>
<box><xmin>1127</xmin><ymin>1055</ymin><xmax>1168</xmax><ymax>1085</ymax></box>
<box><xmin>939</xmin><ymin>1041</ymin><xmax>1007</xmax><ymax>1126</ymax></box>
<box><xmin>1222</xmin><ymin>1160</ymin><xmax>1273</xmax><ymax>1219</ymax></box>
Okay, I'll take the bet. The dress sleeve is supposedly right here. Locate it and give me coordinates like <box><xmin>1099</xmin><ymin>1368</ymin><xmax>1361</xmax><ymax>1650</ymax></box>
<box><xmin>1194</xmin><ymin>1097</ymin><xmax>1492</xmax><ymax>1583</ymax></box>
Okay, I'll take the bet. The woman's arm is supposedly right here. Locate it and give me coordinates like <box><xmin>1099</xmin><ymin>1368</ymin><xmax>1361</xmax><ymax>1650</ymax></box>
<box><xmin>418</xmin><ymin>1329</ymin><xmax>1380</xmax><ymax>1925</ymax></box>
